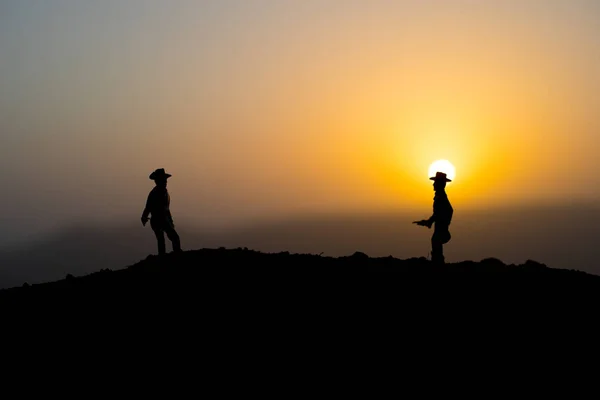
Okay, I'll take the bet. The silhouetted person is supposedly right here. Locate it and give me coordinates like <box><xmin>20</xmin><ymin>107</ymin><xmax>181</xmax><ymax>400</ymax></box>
<box><xmin>141</xmin><ymin>168</ymin><xmax>182</xmax><ymax>256</ymax></box>
<box><xmin>413</xmin><ymin>171</ymin><xmax>453</xmax><ymax>264</ymax></box>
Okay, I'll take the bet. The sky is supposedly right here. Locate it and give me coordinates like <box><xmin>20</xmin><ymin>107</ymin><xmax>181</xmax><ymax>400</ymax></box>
<box><xmin>1</xmin><ymin>0</ymin><xmax>600</xmax><ymax>245</ymax></box>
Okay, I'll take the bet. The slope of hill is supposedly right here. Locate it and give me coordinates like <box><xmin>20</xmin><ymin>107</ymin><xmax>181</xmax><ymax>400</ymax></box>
<box><xmin>4</xmin><ymin>247</ymin><xmax>594</xmax><ymax>380</ymax></box>
<box><xmin>4</xmin><ymin>204</ymin><xmax>600</xmax><ymax>289</ymax></box>
<box><xmin>2</xmin><ymin>248</ymin><xmax>599</xmax><ymax>313</ymax></box>
<box><xmin>4</xmin><ymin>246</ymin><xmax>600</xmax><ymax>368</ymax></box>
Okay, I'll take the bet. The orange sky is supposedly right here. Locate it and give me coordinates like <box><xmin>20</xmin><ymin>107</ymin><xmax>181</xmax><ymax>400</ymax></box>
<box><xmin>1</xmin><ymin>0</ymin><xmax>600</xmax><ymax>237</ymax></box>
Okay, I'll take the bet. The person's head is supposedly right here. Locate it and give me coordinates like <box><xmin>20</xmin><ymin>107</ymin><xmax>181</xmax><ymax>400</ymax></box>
<box><xmin>430</xmin><ymin>172</ymin><xmax>451</xmax><ymax>191</ymax></box>
<box><xmin>149</xmin><ymin>168</ymin><xmax>172</xmax><ymax>187</ymax></box>
<box><xmin>155</xmin><ymin>177</ymin><xmax>168</xmax><ymax>188</ymax></box>
<box><xmin>433</xmin><ymin>179</ymin><xmax>446</xmax><ymax>191</ymax></box>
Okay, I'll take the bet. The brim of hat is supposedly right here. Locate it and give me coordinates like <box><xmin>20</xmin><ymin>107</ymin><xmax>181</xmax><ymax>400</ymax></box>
<box><xmin>150</xmin><ymin>173</ymin><xmax>172</xmax><ymax>180</ymax></box>
<box><xmin>430</xmin><ymin>177</ymin><xmax>451</xmax><ymax>182</ymax></box>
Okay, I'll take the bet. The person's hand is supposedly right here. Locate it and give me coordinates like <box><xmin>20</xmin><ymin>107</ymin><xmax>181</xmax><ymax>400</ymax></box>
<box><xmin>141</xmin><ymin>216</ymin><xmax>149</xmax><ymax>226</ymax></box>
<box><xmin>413</xmin><ymin>220</ymin><xmax>432</xmax><ymax>228</ymax></box>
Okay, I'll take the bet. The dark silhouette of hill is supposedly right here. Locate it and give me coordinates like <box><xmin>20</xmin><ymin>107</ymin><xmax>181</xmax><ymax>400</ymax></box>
<box><xmin>3</xmin><ymin>246</ymin><xmax>599</xmax><ymax>369</ymax></box>
<box><xmin>3</xmin><ymin>248</ymin><xmax>599</xmax><ymax>314</ymax></box>
<box><xmin>3</xmin><ymin>203</ymin><xmax>600</xmax><ymax>289</ymax></box>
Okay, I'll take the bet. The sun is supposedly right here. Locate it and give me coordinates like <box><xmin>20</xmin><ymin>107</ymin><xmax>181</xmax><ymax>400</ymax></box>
<box><xmin>428</xmin><ymin>159</ymin><xmax>456</xmax><ymax>182</ymax></box>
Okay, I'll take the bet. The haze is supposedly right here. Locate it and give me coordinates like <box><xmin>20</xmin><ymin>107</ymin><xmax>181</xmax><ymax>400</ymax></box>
<box><xmin>1</xmin><ymin>1</ymin><xmax>600</xmax><ymax>270</ymax></box>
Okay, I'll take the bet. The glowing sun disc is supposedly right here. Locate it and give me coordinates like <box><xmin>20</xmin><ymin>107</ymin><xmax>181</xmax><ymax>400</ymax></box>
<box><xmin>428</xmin><ymin>159</ymin><xmax>456</xmax><ymax>182</ymax></box>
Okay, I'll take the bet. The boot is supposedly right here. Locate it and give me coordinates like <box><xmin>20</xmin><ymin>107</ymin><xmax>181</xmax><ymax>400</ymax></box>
<box><xmin>431</xmin><ymin>251</ymin><xmax>445</xmax><ymax>265</ymax></box>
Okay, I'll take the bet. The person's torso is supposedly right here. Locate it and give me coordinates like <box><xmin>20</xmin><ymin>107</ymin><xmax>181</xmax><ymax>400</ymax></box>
<box><xmin>148</xmin><ymin>187</ymin><xmax>170</xmax><ymax>217</ymax></box>
<box><xmin>433</xmin><ymin>192</ymin><xmax>453</xmax><ymax>227</ymax></box>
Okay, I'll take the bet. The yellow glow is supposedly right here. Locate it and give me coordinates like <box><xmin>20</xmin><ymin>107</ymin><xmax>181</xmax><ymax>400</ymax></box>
<box><xmin>18</xmin><ymin>1</ymin><xmax>595</xmax><ymax>222</ymax></box>
<box><xmin>428</xmin><ymin>160</ymin><xmax>456</xmax><ymax>182</ymax></box>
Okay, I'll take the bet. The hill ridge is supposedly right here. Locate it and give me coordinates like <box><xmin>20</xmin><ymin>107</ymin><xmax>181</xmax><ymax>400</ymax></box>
<box><xmin>2</xmin><ymin>248</ymin><xmax>600</xmax><ymax>339</ymax></box>
<box><xmin>2</xmin><ymin>247</ymin><xmax>599</xmax><ymax>294</ymax></box>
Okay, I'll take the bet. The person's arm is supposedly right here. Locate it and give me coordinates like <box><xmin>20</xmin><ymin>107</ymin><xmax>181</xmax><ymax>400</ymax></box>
<box><xmin>413</xmin><ymin>215</ymin><xmax>434</xmax><ymax>228</ymax></box>
<box><xmin>166</xmin><ymin>192</ymin><xmax>174</xmax><ymax>226</ymax></box>
<box><xmin>141</xmin><ymin>192</ymin><xmax>152</xmax><ymax>226</ymax></box>
<box><xmin>424</xmin><ymin>213</ymin><xmax>435</xmax><ymax>228</ymax></box>
<box><xmin>426</xmin><ymin>197</ymin><xmax>441</xmax><ymax>228</ymax></box>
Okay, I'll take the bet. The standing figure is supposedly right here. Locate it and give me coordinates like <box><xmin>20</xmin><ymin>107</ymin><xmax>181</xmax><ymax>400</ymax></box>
<box><xmin>413</xmin><ymin>171</ymin><xmax>453</xmax><ymax>264</ymax></box>
<box><xmin>141</xmin><ymin>168</ymin><xmax>182</xmax><ymax>255</ymax></box>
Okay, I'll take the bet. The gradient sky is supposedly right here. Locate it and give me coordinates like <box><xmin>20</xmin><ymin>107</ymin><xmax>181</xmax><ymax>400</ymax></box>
<box><xmin>1</xmin><ymin>0</ymin><xmax>600</xmax><ymax>244</ymax></box>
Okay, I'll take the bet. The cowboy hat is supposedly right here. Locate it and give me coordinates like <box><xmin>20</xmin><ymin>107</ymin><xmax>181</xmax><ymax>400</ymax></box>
<box><xmin>430</xmin><ymin>171</ymin><xmax>452</xmax><ymax>182</ymax></box>
<box><xmin>149</xmin><ymin>168</ymin><xmax>172</xmax><ymax>180</ymax></box>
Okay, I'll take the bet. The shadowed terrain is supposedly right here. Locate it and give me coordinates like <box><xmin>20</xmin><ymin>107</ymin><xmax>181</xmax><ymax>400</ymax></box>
<box><xmin>3</xmin><ymin>247</ymin><xmax>599</xmax><ymax>312</ymax></box>
<box><xmin>3</xmin><ymin>246</ymin><xmax>599</xmax><ymax>367</ymax></box>
<box><xmin>2</xmin><ymin>203</ymin><xmax>600</xmax><ymax>289</ymax></box>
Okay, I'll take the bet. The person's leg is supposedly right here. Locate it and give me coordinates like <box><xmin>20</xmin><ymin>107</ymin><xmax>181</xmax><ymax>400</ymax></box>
<box><xmin>152</xmin><ymin>226</ymin><xmax>166</xmax><ymax>255</ymax></box>
<box><xmin>431</xmin><ymin>233</ymin><xmax>445</xmax><ymax>264</ymax></box>
<box><xmin>164</xmin><ymin>224</ymin><xmax>182</xmax><ymax>252</ymax></box>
